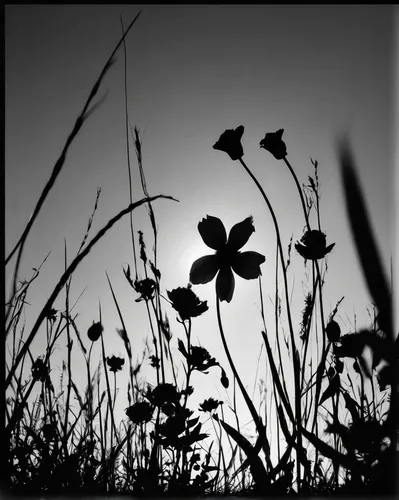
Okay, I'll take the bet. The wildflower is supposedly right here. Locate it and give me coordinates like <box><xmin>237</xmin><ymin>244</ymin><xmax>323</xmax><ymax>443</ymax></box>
<box><xmin>295</xmin><ymin>230</ymin><xmax>335</xmax><ymax>261</ymax></box>
<box><xmin>106</xmin><ymin>355</ymin><xmax>125</xmax><ymax>373</ymax></box>
<box><xmin>189</xmin><ymin>345</ymin><xmax>218</xmax><ymax>372</ymax></box>
<box><xmin>134</xmin><ymin>278</ymin><xmax>156</xmax><ymax>302</ymax></box>
<box><xmin>167</xmin><ymin>286</ymin><xmax>208</xmax><ymax>321</ymax></box>
<box><xmin>326</xmin><ymin>320</ymin><xmax>341</xmax><ymax>342</ymax></box>
<box><xmin>260</xmin><ymin>129</ymin><xmax>287</xmax><ymax>160</ymax></box>
<box><xmin>125</xmin><ymin>401</ymin><xmax>154</xmax><ymax>424</ymax></box>
<box><xmin>189</xmin><ymin>215</ymin><xmax>266</xmax><ymax>303</ymax></box>
<box><xmin>199</xmin><ymin>398</ymin><xmax>223</xmax><ymax>413</ymax></box>
<box><xmin>45</xmin><ymin>308</ymin><xmax>57</xmax><ymax>322</ymax></box>
<box><xmin>87</xmin><ymin>321</ymin><xmax>103</xmax><ymax>342</ymax></box>
<box><xmin>149</xmin><ymin>355</ymin><xmax>160</xmax><ymax>368</ymax></box>
<box><xmin>213</xmin><ymin>125</ymin><xmax>244</xmax><ymax>161</ymax></box>
<box><xmin>31</xmin><ymin>357</ymin><xmax>49</xmax><ymax>382</ymax></box>
<box><xmin>146</xmin><ymin>383</ymin><xmax>181</xmax><ymax>408</ymax></box>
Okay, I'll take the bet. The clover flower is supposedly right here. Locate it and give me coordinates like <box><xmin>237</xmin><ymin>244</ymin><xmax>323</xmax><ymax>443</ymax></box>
<box><xmin>199</xmin><ymin>398</ymin><xmax>223</xmax><ymax>413</ymax></box>
<box><xmin>106</xmin><ymin>355</ymin><xmax>125</xmax><ymax>373</ymax></box>
<box><xmin>87</xmin><ymin>321</ymin><xmax>103</xmax><ymax>342</ymax></box>
<box><xmin>213</xmin><ymin>125</ymin><xmax>244</xmax><ymax>160</ymax></box>
<box><xmin>167</xmin><ymin>286</ymin><xmax>208</xmax><ymax>321</ymax></box>
<box><xmin>260</xmin><ymin>129</ymin><xmax>287</xmax><ymax>160</ymax></box>
<box><xmin>295</xmin><ymin>230</ymin><xmax>335</xmax><ymax>261</ymax></box>
<box><xmin>189</xmin><ymin>215</ymin><xmax>266</xmax><ymax>303</ymax></box>
<box><xmin>125</xmin><ymin>401</ymin><xmax>154</xmax><ymax>424</ymax></box>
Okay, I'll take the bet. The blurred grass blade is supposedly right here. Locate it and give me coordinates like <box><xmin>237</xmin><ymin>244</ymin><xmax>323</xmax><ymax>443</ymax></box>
<box><xmin>338</xmin><ymin>138</ymin><xmax>392</xmax><ymax>339</ymax></box>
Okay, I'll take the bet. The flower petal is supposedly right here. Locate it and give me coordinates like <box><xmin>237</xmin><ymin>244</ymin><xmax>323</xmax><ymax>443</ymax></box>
<box><xmin>213</xmin><ymin>126</ymin><xmax>244</xmax><ymax>161</ymax></box>
<box><xmin>190</xmin><ymin>255</ymin><xmax>219</xmax><ymax>284</ymax></box>
<box><xmin>227</xmin><ymin>216</ymin><xmax>255</xmax><ymax>251</ymax></box>
<box><xmin>216</xmin><ymin>266</ymin><xmax>235</xmax><ymax>303</ymax></box>
<box><xmin>198</xmin><ymin>215</ymin><xmax>227</xmax><ymax>250</ymax></box>
<box><xmin>260</xmin><ymin>129</ymin><xmax>287</xmax><ymax>160</ymax></box>
<box><xmin>232</xmin><ymin>251</ymin><xmax>266</xmax><ymax>280</ymax></box>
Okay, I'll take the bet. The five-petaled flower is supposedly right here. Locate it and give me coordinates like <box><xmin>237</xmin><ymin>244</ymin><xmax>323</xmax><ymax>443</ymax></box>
<box><xmin>295</xmin><ymin>230</ymin><xmax>335</xmax><ymax>261</ymax></box>
<box><xmin>87</xmin><ymin>322</ymin><xmax>103</xmax><ymax>342</ymax></box>
<box><xmin>106</xmin><ymin>355</ymin><xmax>125</xmax><ymax>373</ymax></box>
<box><xmin>189</xmin><ymin>215</ymin><xmax>266</xmax><ymax>303</ymax></box>
<box><xmin>213</xmin><ymin>126</ymin><xmax>244</xmax><ymax>161</ymax></box>
<box><xmin>167</xmin><ymin>286</ymin><xmax>209</xmax><ymax>321</ymax></box>
<box><xmin>260</xmin><ymin>129</ymin><xmax>287</xmax><ymax>160</ymax></box>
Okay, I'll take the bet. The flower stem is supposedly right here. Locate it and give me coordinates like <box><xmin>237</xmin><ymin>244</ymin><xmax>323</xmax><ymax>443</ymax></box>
<box><xmin>216</xmin><ymin>295</ymin><xmax>272</xmax><ymax>471</ymax></box>
<box><xmin>238</xmin><ymin>157</ymin><xmax>301</xmax><ymax>488</ymax></box>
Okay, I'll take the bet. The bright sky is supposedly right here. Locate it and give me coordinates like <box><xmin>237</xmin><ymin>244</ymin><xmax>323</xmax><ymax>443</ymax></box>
<box><xmin>5</xmin><ymin>5</ymin><xmax>396</xmax><ymax>453</ymax></box>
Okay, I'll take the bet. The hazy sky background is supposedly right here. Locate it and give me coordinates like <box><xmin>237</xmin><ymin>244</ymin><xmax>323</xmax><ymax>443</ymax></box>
<box><xmin>5</xmin><ymin>5</ymin><xmax>396</xmax><ymax>445</ymax></box>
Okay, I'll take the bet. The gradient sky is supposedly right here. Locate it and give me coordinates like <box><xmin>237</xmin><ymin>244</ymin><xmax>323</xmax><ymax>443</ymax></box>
<box><xmin>5</xmin><ymin>5</ymin><xmax>396</xmax><ymax>447</ymax></box>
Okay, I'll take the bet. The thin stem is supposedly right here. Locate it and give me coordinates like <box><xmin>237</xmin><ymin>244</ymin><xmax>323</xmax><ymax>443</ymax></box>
<box><xmin>215</xmin><ymin>295</ymin><xmax>272</xmax><ymax>471</ymax></box>
<box><xmin>238</xmin><ymin>157</ymin><xmax>301</xmax><ymax>487</ymax></box>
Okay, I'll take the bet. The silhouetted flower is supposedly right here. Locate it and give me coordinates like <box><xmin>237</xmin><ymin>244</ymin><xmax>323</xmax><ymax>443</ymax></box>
<box><xmin>189</xmin><ymin>215</ymin><xmax>266</xmax><ymax>303</ymax></box>
<box><xmin>134</xmin><ymin>278</ymin><xmax>156</xmax><ymax>302</ymax></box>
<box><xmin>87</xmin><ymin>321</ymin><xmax>103</xmax><ymax>342</ymax></box>
<box><xmin>295</xmin><ymin>230</ymin><xmax>335</xmax><ymax>261</ymax></box>
<box><xmin>213</xmin><ymin>125</ymin><xmax>244</xmax><ymax>161</ymax></box>
<box><xmin>145</xmin><ymin>383</ymin><xmax>181</xmax><ymax>415</ymax></box>
<box><xmin>189</xmin><ymin>346</ymin><xmax>218</xmax><ymax>372</ymax></box>
<box><xmin>326</xmin><ymin>320</ymin><xmax>341</xmax><ymax>342</ymax></box>
<box><xmin>126</xmin><ymin>401</ymin><xmax>154</xmax><ymax>424</ymax></box>
<box><xmin>31</xmin><ymin>357</ymin><xmax>49</xmax><ymax>382</ymax></box>
<box><xmin>106</xmin><ymin>355</ymin><xmax>125</xmax><ymax>373</ymax></box>
<box><xmin>199</xmin><ymin>398</ymin><xmax>223</xmax><ymax>413</ymax></box>
<box><xmin>167</xmin><ymin>285</ymin><xmax>208</xmax><ymax>321</ymax></box>
<box><xmin>149</xmin><ymin>355</ymin><xmax>160</xmax><ymax>368</ymax></box>
<box><xmin>45</xmin><ymin>308</ymin><xmax>58</xmax><ymax>322</ymax></box>
<box><xmin>260</xmin><ymin>129</ymin><xmax>287</xmax><ymax>160</ymax></box>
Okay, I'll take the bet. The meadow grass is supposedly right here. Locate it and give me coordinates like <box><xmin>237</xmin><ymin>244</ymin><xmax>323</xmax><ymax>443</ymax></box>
<box><xmin>5</xmin><ymin>13</ymin><xmax>397</xmax><ymax>499</ymax></box>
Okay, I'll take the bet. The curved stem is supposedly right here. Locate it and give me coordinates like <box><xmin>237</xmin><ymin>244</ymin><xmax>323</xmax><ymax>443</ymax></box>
<box><xmin>283</xmin><ymin>157</ymin><xmax>328</xmax><ymax>426</ymax></box>
<box><xmin>216</xmin><ymin>294</ymin><xmax>271</xmax><ymax>470</ymax></box>
<box><xmin>238</xmin><ymin>157</ymin><xmax>301</xmax><ymax>485</ymax></box>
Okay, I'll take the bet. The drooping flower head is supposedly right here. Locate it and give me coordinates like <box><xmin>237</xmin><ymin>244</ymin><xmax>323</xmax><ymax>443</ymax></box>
<box><xmin>295</xmin><ymin>230</ymin><xmax>335</xmax><ymax>261</ymax></box>
<box><xmin>260</xmin><ymin>129</ymin><xmax>287</xmax><ymax>160</ymax></box>
<box><xmin>167</xmin><ymin>286</ymin><xmax>208</xmax><ymax>321</ymax></box>
<box><xmin>189</xmin><ymin>215</ymin><xmax>266</xmax><ymax>303</ymax></box>
<box><xmin>106</xmin><ymin>355</ymin><xmax>125</xmax><ymax>373</ymax></box>
<box><xmin>213</xmin><ymin>126</ymin><xmax>244</xmax><ymax>161</ymax></box>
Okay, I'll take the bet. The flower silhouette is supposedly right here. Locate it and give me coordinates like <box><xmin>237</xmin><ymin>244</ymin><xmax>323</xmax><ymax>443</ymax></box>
<box><xmin>213</xmin><ymin>125</ymin><xmax>244</xmax><ymax>161</ymax></box>
<box><xmin>295</xmin><ymin>230</ymin><xmax>335</xmax><ymax>261</ymax></box>
<box><xmin>189</xmin><ymin>215</ymin><xmax>265</xmax><ymax>303</ymax></box>
<box><xmin>125</xmin><ymin>401</ymin><xmax>154</xmax><ymax>424</ymax></box>
<box><xmin>106</xmin><ymin>355</ymin><xmax>125</xmax><ymax>373</ymax></box>
<box><xmin>167</xmin><ymin>285</ymin><xmax>208</xmax><ymax>321</ymax></box>
<box><xmin>199</xmin><ymin>398</ymin><xmax>223</xmax><ymax>413</ymax></box>
<box><xmin>87</xmin><ymin>321</ymin><xmax>103</xmax><ymax>342</ymax></box>
<box><xmin>31</xmin><ymin>357</ymin><xmax>49</xmax><ymax>382</ymax></box>
<box><xmin>178</xmin><ymin>341</ymin><xmax>219</xmax><ymax>372</ymax></box>
<box><xmin>260</xmin><ymin>129</ymin><xmax>287</xmax><ymax>160</ymax></box>
<box><xmin>134</xmin><ymin>278</ymin><xmax>156</xmax><ymax>302</ymax></box>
